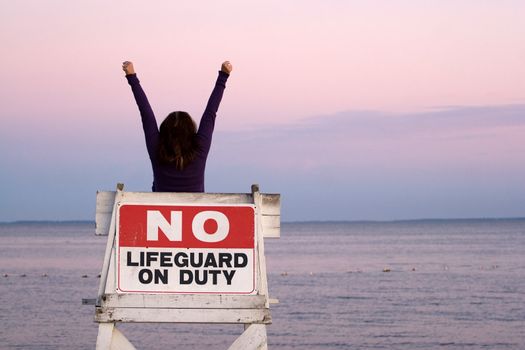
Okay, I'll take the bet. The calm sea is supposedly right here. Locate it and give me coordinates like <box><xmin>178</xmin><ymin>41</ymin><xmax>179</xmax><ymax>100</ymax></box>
<box><xmin>0</xmin><ymin>220</ymin><xmax>524</xmax><ymax>349</ymax></box>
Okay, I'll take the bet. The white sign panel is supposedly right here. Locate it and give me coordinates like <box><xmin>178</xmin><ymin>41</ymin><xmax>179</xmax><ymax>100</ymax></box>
<box><xmin>117</xmin><ymin>204</ymin><xmax>256</xmax><ymax>294</ymax></box>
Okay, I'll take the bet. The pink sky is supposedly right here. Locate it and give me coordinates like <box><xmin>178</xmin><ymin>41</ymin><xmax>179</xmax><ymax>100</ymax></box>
<box><xmin>1</xmin><ymin>1</ymin><xmax>524</xmax><ymax>221</ymax></box>
<box><xmin>2</xmin><ymin>1</ymin><xmax>524</xmax><ymax>124</ymax></box>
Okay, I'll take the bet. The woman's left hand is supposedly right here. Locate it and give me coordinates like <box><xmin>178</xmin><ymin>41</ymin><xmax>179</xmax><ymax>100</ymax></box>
<box><xmin>221</xmin><ymin>61</ymin><xmax>232</xmax><ymax>74</ymax></box>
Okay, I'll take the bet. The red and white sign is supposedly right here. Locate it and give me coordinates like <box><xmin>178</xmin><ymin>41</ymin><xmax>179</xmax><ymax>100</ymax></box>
<box><xmin>116</xmin><ymin>203</ymin><xmax>256</xmax><ymax>294</ymax></box>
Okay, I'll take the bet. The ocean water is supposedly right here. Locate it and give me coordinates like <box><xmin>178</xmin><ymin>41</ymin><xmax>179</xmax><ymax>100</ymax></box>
<box><xmin>0</xmin><ymin>219</ymin><xmax>524</xmax><ymax>349</ymax></box>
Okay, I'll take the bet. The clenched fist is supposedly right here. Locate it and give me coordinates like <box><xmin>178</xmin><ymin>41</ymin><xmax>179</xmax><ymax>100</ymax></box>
<box><xmin>221</xmin><ymin>61</ymin><xmax>232</xmax><ymax>74</ymax></box>
<box><xmin>122</xmin><ymin>61</ymin><xmax>135</xmax><ymax>75</ymax></box>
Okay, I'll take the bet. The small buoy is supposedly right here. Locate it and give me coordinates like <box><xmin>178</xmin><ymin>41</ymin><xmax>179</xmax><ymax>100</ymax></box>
<box><xmin>97</xmin><ymin>274</ymin><xmax>101</xmax><ymax>278</ymax></box>
<box><xmin>41</xmin><ymin>273</ymin><xmax>48</xmax><ymax>277</ymax></box>
<box><xmin>411</xmin><ymin>268</ymin><xmax>416</xmax><ymax>272</ymax></box>
<box><xmin>3</xmin><ymin>274</ymin><xmax>8</xmax><ymax>278</ymax></box>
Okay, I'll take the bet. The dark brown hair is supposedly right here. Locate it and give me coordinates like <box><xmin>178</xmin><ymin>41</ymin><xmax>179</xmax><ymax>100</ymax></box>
<box><xmin>158</xmin><ymin>111</ymin><xmax>198</xmax><ymax>170</ymax></box>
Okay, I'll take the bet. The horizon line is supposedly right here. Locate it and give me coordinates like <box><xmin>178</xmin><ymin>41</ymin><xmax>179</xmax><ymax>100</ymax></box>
<box><xmin>1</xmin><ymin>216</ymin><xmax>524</xmax><ymax>225</ymax></box>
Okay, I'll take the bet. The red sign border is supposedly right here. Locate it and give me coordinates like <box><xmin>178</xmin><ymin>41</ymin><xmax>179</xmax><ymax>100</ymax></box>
<box><xmin>115</xmin><ymin>202</ymin><xmax>257</xmax><ymax>295</ymax></box>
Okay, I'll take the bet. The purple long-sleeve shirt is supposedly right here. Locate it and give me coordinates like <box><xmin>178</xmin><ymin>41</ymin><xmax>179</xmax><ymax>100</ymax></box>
<box><xmin>126</xmin><ymin>71</ymin><xmax>229</xmax><ymax>192</ymax></box>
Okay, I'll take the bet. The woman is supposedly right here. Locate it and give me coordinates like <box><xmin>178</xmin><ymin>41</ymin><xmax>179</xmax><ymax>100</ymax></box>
<box><xmin>122</xmin><ymin>60</ymin><xmax>232</xmax><ymax>192</ymax></box>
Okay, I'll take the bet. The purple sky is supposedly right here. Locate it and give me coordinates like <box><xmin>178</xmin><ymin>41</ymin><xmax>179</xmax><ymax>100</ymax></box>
<box><xmin>1</xmin><ymin>1</ymin><xmax>524</xmax><ymax>221</ymax></box>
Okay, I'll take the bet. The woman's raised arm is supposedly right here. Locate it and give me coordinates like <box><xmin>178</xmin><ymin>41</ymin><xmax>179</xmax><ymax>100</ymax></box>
<box><xmin>123</xmin><ymin>61</ymin><xmax>159</xmax><ymax>160</ymax></box>
<box><xmin>197</xmin><ymin>61</ymin><xmax>232</xmax><ymax>150</ymax></box>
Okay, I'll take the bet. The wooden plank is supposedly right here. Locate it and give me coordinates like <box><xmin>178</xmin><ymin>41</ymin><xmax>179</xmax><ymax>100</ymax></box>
<box><xmin>97</xmin><ymin>188</ymin><xmax>126</xmax><ymax>301</ymax></box>
<box><xmin>95</xmin><ymin>192</ymin><xmax>280</xmax><ymax>214</ymax></box>
<box><xmin>253</xmin><ymin>188</ymin><xmax>270</xmax><ymax>309</ymax></box>
<box><xmin>261</xmin><ymin>193</ymin><xmax>280</xmax><ymax>237</ymax></box>
<box><xmin>261</xmin><ymin>194</ymin><xmax>280</xmax><ymax>215</ymax></box>
<box><xmin>95</xmin><ymin>307</ymin><xmax>272</xmax><ymax>324</ymax></box>
<box><xmin>95</xmin><ymin>191</ymin><xmax>116</xmax><ymax>236</ymax></box>
<box><xmin>261</xmin><ymin>215</ymin><xmax>280</xmax><ymax>238</ymax></box>
<box><xmin>95</xmin><ymin>191</ymin><xmax>280</xmax><ymax>237</ymax></box>
<box><xmin>110</xmin><ymin>327</ymin><xmax>137</xmax><ymax>350</ymax></box>
<box><xmin>228</xmin><ymin>324</ymin><xmax>267</xmax><ymax>350</ymax></box>
<box><xmin>119</xmin><ymin>191</ymin><xmax>254</xmax><ymax>204</ymax></box>
<box><xmin>101</xmin><ymin>294</ymin><xmax>267</xmax><ymax>309</ymax></box>
<box><xmin>96</xmin><ymin>323</ymin><xmax>115</xmax><ymax>350</ymax></box>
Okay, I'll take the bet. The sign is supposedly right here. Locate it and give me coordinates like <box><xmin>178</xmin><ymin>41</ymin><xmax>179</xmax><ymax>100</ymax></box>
<box><xmin>116</xmin><ymin>203</ymin><xmax>256</xmax><ymax>294</ymax></box>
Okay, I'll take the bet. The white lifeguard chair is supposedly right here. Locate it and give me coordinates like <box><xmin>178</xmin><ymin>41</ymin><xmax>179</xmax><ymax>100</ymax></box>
<box><xmin>92</xmin><ymin>184</ymin><xmax>280</xmax><ymax>349</ymax></box>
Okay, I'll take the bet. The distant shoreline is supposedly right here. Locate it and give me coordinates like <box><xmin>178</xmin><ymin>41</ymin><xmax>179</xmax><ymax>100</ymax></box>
<box><xmin>0</xmin><ymin>220</ymin><xmax>95</xmax><ymax>225</ymax></box>
<box><xmin>1</xmin><ymin>217</ymin><xmax>524</xmax><ymax>225</ymax></box>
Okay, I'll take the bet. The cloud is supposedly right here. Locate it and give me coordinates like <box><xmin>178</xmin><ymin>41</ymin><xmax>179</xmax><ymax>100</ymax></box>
<box><xmin>1</xmin><ymin>104</ymin><xmax>524</xmax><ymax>221</ymax></box>
<box><xmin>212</xmin><ymin>104</ymin><xmax>525</xmax><ymax>172</ymax></box>
<box><xmin>205</xmin><ymin>104</ymin><xmax>525</xmax><ymax>220</ymax></box>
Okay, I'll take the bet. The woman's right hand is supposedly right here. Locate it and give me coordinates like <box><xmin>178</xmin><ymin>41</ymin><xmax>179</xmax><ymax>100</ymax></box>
<box><xmin>122</xmin><ymin>61</ymin><xmax>135</xmax><ymax>75</ymax></box>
